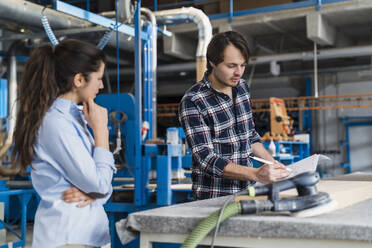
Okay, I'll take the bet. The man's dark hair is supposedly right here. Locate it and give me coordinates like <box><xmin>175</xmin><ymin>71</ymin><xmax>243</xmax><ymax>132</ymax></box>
<box><xmin>206</xmin><ymin>31</ymin><xmax>250</xmax><ymax>74</ymax></box>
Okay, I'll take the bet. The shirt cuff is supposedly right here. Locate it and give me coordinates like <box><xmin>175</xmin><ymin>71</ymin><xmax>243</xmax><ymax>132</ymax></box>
<box><xmin>213</xmin><ymin>156</ymin><xmax>230</xmax><ymax>176</ymax></box>
<box><xmin>93</xmin><ymin>147</ymin><xmax>117</xmax><ymax>173</ymax></box>
<box><xmin>251</xmin><ymin>133</ymin><xmax>262</xmax><ymax>144</ymax></box>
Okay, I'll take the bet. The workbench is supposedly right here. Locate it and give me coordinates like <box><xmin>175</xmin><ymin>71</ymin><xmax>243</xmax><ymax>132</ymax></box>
<box><xmin>116</xmin><ymin>179</ymin><xmax>372</xmax><ymax>248</ymax></box>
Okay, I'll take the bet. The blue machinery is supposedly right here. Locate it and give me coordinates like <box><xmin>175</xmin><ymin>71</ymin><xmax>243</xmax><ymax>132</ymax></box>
<box><xmin>0</xmin><ymin>189</ymin><xmax>35</xmax><ymax>248</ymax></box>
<box><xmin>262</xmin><ymin>141</ymin><xmax>310</xmax><ymax>165</ymax></box>
<box><xmin>340</xmin><ymin>116</ymin><xmax>372</xmax><ymax>173</ymax></box>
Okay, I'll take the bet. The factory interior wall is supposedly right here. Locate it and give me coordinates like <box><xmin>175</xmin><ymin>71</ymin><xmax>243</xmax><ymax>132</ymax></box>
<box><xmin>313</xmin><ymin>71</ymin><xmax>372</xmax><ymax>175</ymax></box>
<box><xmin>250</xmin><ymin>71</ymin><xmax>372</xmax><ymax>176</ymax></box>
<box><xmin>250</xmin><ymin>76</ymin><xmax>305</xmax><ymax>99</ymax></box>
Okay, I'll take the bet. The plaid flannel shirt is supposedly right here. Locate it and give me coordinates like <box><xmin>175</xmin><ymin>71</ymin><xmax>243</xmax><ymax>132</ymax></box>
<box><xmin>179</xmin><ymin>75</ymin><xmax>261</xmax><ymax>200</ymax></box>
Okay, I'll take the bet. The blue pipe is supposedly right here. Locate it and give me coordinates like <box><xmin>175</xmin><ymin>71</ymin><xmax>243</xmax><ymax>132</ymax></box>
<box><xmin>229</xmin><ymin>0</ymin><xmax>233</xmax><ymax>23</ymax></box>
<box><xmin>143</xmin><ymin>24</ymin><xmax>153</xmax><ymax>140</ymax></box>
<box><xmin>317</xmin><ymin>0</ymin><xmax>322</xmax><ymax>11</ymax></box>
<box><xmin>153</xmin><ymin>0</ymin><xmax>348</xmax><ymax>12</ymax></box>
<box><xmin>134</xmin><ymin>0</ymin><xmax>143</xmax><ymax>206</ymax></box>
<box><xmin>305</xmin><ymin>77</ymin><xmax>313</xmax><ymax>154</ymax></box>
<box><xmin>209</xmin><ymin>0</ymin><xmax>350</xmax><ymax>21</ymax></box>
<box><xmin>115</xmin><ymin>0</ymin><xmax>120</xmax><ymax>109</ymax></box>
<box><xmin>344</xmin><ymin>122</ymin><xmax>351</xmax><ymax>173</ymax></box>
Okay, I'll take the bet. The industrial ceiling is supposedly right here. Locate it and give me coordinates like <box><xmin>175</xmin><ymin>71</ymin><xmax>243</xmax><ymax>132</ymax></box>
<box><xmin>1</xmin><ymin>0</ymin><xmax>372</xmax><ymax>100</ymax></box>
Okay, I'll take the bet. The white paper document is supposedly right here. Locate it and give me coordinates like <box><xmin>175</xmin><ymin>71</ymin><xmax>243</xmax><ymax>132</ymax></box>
<box><xmin>255</xmin><ymin>154</ymin><xmax>330</xmax><ymax>186</ymax></box>
<box><xmin>286</xmin><ymin>154</ymin><xmax>330</xmax><ymax>179</ymax></box>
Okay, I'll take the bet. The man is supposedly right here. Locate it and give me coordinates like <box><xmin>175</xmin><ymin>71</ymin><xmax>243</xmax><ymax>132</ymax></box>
<box><xmin>179</xmin><ymin>31</ymin><xmax>288</xmax><ymax>200</ymax></box>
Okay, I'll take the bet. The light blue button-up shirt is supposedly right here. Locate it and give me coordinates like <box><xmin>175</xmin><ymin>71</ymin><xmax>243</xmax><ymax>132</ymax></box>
<box><xmin>31</xmin><ymin>98</ymin><xmax>116</xmax><ymax>248</ymax></box>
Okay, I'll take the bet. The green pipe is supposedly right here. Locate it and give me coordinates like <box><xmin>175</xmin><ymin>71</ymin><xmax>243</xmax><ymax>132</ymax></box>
<box><xmin>181</xmin><ymin>202</ymin><xmax>241</xmax><ymax>248</ymax></box>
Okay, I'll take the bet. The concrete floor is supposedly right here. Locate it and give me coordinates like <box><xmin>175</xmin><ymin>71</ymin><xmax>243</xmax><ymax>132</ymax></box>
<box><xmin>4</xmin><ymin>223</ymin><xmax>110</xmax><ymax>247</ymax></box>
<box><xmin>4</xmin><ymin>223</ymin><xmax>33</xmax><ymax>247</ymax></box>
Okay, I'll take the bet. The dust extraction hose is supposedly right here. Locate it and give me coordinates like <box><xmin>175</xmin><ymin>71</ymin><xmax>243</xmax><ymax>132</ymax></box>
<box><xmin>181</xmin><ymin>202</ymin><xmax>241</xmax><ymax>248</ymax></box>
<box><xmin>181</xmin><ymin>198</ymin><xmax>274</xmax><ymax>248</ymax></box>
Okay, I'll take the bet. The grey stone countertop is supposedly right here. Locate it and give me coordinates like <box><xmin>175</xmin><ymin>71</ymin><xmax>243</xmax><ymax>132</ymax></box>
<box><xmin>116</xmin><ymin>194</ymin><xmax>372</xmax><ymax>245</ymax></box>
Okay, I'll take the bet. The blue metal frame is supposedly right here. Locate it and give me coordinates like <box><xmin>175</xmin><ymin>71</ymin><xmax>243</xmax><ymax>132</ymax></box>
<box><xmin>304</xmin><ymin>77</ymin><xmax>313</xmax><ymax>153</ymax></box>
<box><xmin>0</xmin><ymin>79</ymin><xmax>7</xmax><ymax>119</ymax></box>
<box><xmin>0</xmin><ymin>52</ymin><xmax>28</xmax><ymax>63</ymax></box>
<box><xmin>134</xmin><ymin>0</ymin><xmax>145</xmax><ymax>208</ymax></box>
<box><xmin>156</xmin><ymin>27</ymin><xmax>172</xmax><ymax>37</ymax></box>
<box><xmin>228</xmin><ymin>0</ymin><xmax>233</xmax><ymax>23</ymax></box>
<box><xmin>153</xmin><ymin>0</ymin><xmax>350</xmax><ymax>22</ymax></box>
<box><xmin>209</xmin><ymin>0</ymin><xmax>350</xmax><ymax>20</ymax></box>
<box><xmin>54</xmin><ymin>0</ymin><xmax>148</xmax><ymax>40</ymax></box>
<box><xmin>142</xmin><ymin>143</ymin><xmax>184</xmax><ymax>206</ymax></box>
<box><xmin>115</xmin><ymin>0</ymin><xmax>121</xmax><ymax>110</ymax></box>
<box><xmin>0</xmin><ymin>189</ymin><xmax>35</xmax><ymax>248</ymax></box>
<box><xmin>340</xmin><ymin>116</ymin><xmax>372</xmax><ymax>173</ymax></box>
<box><xmin>95</xmin><ymin>93</ymin><xmax>136</xmax><ymax>176</ymax></box>
<box><xmin>261</xmin><ymin>141</ymin><xmax>310</xmax><ymax>166</ymax></box>
<box><xmin>154</xmin><ymin>0</ymin><xmax>211</xmax><ymax>9</ymax></box>
<box><xmin>143</xmin><ymin>23</ymin><xmax>154</xmax><ymax>140</ymax></box>
<box><xmin>317</xmin><ymin>0</ymin><xmax>323</xmax><ymax>11</ymax></box>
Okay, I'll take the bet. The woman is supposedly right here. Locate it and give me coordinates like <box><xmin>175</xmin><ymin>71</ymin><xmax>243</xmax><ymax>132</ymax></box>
<box><xmin>11</xmin><ymin>39</ymin><xmax>116</xmax><ymax>248</ymax></box>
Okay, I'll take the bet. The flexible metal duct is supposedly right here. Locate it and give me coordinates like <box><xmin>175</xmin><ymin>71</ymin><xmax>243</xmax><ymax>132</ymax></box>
<box><xmin>154</xmin><ymin>7</ymin><xmax>212</xmax><ymax>82</ymax></box>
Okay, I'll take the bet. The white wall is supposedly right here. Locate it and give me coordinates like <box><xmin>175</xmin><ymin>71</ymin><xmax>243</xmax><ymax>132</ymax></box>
<box><xmin>312</xmin><ymin>72</ymin><xmax>372</xmax><ymax>175</ymax></box>
<box><xmin>250</xmin><ymin>76</ymin><xmax>305</xmax><ymax>99</ymax></box>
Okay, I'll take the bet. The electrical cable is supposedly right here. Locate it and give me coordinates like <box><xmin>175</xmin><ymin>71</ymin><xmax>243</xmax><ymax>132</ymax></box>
<box><xmin>211</xmin><ymin>187</ymin><xmax>255</xmax><ymax>248</ymax></box>
<box><xmin>210</xmin><ymin>194</ymin><xmax>234</xmax><ymax>248</ymax></box>
<box><xmin>181</xmin><ymin>201</ymin><xmax>242</xmax><ymax>248</ymax></box>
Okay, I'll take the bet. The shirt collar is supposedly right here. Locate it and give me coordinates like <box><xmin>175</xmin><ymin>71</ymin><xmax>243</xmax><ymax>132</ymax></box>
<box><xmin>201</xmin><ymin>72</ymin><xmax>212</xmax><ymax>89</ymax></box>
<box><xmin>52</xmin><ymin>97</ymin><xmax>81</xmax><ymax>116</ymax></box>
<box><xmin>201</xmin><ymin>72</ymin><xmax>244</xmax><ymax>93</ymax></box>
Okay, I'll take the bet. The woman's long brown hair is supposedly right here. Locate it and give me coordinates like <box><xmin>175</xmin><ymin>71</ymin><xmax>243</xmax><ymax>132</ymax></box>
<box><xmin>11</xmin><ymin>39</ymin><xmax>105</xmax><ymax>171</ymax></box>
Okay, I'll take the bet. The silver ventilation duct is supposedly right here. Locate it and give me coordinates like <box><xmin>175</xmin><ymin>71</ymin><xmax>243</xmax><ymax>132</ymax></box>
<box><xmin>155</xmin><ymin>7</ymin><xmax>212</xmax><ymax>82</ymax></box>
